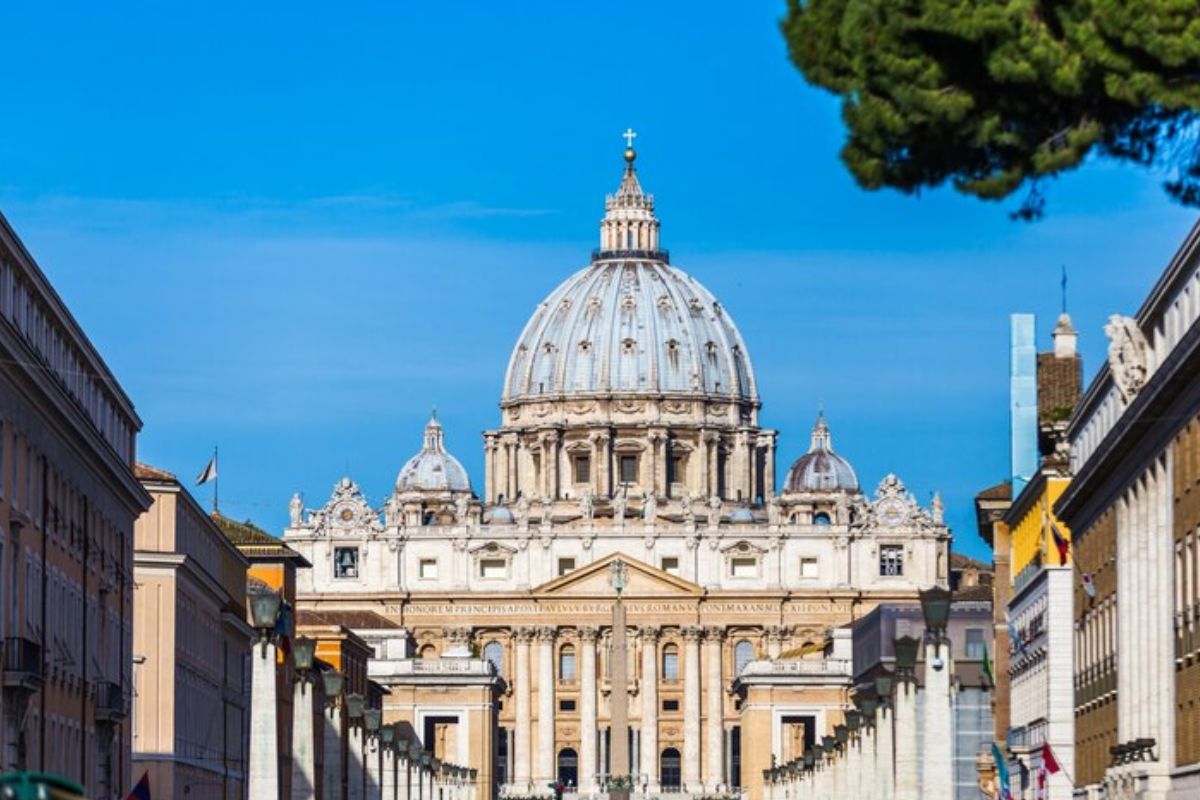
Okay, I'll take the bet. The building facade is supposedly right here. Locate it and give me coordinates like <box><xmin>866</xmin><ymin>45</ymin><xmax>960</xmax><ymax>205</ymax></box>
<box><xmin>1057</xmin><ymin>218</ymin><xmax>1200</xmax><ymax>798</ymax></box>
<box><xmin>131</xmin><ymin>464</ymin><xmax>254</xmax><ymax>798</ymax></box>
<box><xmin>0</xmin><ymin>212</ymin><xmax>150</xmax><ymax>797</ymax></box>
<box><xmin>283</xmin><ymin>145</ymin><xmax>952</xmax><ymax>800</ymax></box>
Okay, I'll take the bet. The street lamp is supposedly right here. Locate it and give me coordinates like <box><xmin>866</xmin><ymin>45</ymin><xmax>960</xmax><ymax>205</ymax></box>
<box><xmin>322</xmin><ymin>669</ymin><xmax>345</xmax><ymax>705</ymax></box>
<box><xmin>919</xmin><ymin>586</ymin><xmax>953</xmax><ymax>637</ymax></box>
<box><xmin>845</xmin><ymin>710</ymin><xmax>861</xmax><ymax>732</ymax></box>
<box><xmin>346</xmin><ymin>692</ymin><xmax>366</xmax><ymax>724</ymax></box>
<box><xmin>381</xmin><ymin>724</ymin><xmax>397</xmax><ymax>748</ymax></box>
<box><xmin>894</xmin><ymin>636</ymin><xmax>921</xmax><ymax>677</ymax></box>
<box><xmin>365</xmin><ymin>708</ymin><xmax>383</xmax><ymax>737</ymax></box>
<box><xmin>248</xmin><ymin>590</ymin><xmax>282</xmax><ymax>657</ymax></box>
<box><xmin>293</xmin><ymin>637</ymin><xmax>316</xmax><ymax>672</ymax></box>
<box><xmin>834</xmin><ymin>725</ymin><xmax>848</xmax><ymax>746</ymax></box>
<box><xmin>874</xmin><ymin>668</ymin><xmax>895</xmax><ymax>701</ymax></box>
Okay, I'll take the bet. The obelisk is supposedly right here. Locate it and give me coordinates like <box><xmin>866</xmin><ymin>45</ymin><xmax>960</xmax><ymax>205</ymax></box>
<box><xmin>609</xmin><ymin>560</ymin><xmax>630</xmax><ymax>793</ymax></box>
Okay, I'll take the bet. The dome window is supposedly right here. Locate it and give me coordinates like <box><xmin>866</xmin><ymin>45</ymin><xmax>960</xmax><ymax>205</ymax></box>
<box><xmin>813</xmin><ymin>512</ymin><xmax>831</xmax><ymax>526</ymax></box>
<box><xmin>666</xmin><ymin>339</ymin><xmax>680</xmax><ymax>370</ymax></box>
<box><xmin>622</xmin><ymin>338</ymin><xmax>636</xmax><ymax>356</ymax></box>
<box><xmin>572</xmin><ymin>455</ymin><xmax>592</xmax><ymax>485</ymax></box>
<box><xmin>579</xmin><ymin>340</ymin><xmax>592</xmax><ymax>354</ymax></box>
<box><xmin>619</xmin><ymin>455</ymin><xmax>639</xmax><ymax>485</ymax></box>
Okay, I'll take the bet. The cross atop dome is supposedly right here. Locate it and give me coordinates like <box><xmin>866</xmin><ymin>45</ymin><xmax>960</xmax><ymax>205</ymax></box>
<box><xmin>595</xmin><ymin>130</ymin><xmax>665</xmax><ymax>262</ymax></box>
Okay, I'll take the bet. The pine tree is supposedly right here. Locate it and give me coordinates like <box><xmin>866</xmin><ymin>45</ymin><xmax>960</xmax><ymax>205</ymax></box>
<box><xmin>782</xmin><ymin>0</ymin><xmax>1200</xmax><ymax>218</ymax></box>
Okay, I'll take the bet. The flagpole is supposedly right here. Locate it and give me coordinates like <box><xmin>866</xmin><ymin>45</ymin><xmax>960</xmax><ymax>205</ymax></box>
<box><xmin>213</xmin><ymin>445</ymin><xmax>219</xmax><ymax>514</ymax></box>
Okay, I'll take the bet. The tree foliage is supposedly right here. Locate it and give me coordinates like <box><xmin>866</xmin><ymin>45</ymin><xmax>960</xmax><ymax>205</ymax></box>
<box><xmin>782</xmin><ymin>0</ymin><xmax>1200</xmax><ymax>217</ymax></box>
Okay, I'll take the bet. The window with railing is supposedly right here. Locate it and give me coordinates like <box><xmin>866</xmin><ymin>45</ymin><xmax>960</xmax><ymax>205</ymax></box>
<box><xmin>880</xmin><ymin>545</ymin><xmax>904</xmax><ymax>577</ymax></box>
<box><xmin>559</xmin><ymin>644</ymin><xmax>576</xmax><ymax>682</ymax></box>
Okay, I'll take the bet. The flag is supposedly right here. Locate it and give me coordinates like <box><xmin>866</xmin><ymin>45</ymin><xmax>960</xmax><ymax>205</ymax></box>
<box><xmin>991</xmin><ymin>742</ymin><xmax>1012</xmax><ymax>799</ymax></box>
<box><xmin>126</xmin><ymin>771</ymin><xmax>151</xmax><ymax>800</ymax></box>
<box><xmin>1050</xmin><ymin>520</ymin><xmax>1070</xmax><ymax>565</ymax></box>
<box><xmin>196</xmin><ymin>454</ymin><xmax>218</xmax><ymax>486</ymax></box>
<box><xmin>982</xmin><ymin>644</ymin><xmax>995</xmax><ymax>687</ymax></box>
<box><xmin>1042</xmin><ymin>741</ymin><xmax>1062</xmax><ymax>775</ymax></box>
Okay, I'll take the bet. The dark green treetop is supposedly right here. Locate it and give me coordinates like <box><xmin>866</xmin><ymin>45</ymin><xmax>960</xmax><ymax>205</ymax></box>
<box><xmin>782</xmin><ymin>0</ymin><xmax>1200</xmax><ymax>218</ymax></box>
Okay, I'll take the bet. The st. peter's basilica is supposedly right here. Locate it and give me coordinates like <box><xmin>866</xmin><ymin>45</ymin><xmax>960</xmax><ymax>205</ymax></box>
<box><xmin>282</xmin><ymin>139</ymin><xmax>951</xmax><ymax>800</ymax></box>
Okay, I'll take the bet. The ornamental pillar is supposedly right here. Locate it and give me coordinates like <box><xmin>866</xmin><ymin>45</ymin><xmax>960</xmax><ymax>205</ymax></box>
<box><xmin>291</xmin><ymin>677</ymin><xmax>317</xmax><ymax>800</ymax></box>
<box><xmin>921</xmin><ymin>637</ymin><xmax>954</xmax><ymax>800</ymax></box>
<box><xmin>682</xmin><ymin>626</ymin><xmax>703</xmax><ymax>791</ymax></box>
<box><xmin>579</xmin><ymin>626</ymin><xmax>600</xmax><ymax>792</ymax></box>
<box><xmin>514</xmin><ymin>627</ymin><xmax>535</xmax><ymax>790</ymax></box>
<box><xmin>537</xmin><ymin>626</ymin><xmax>557</xmax><ymax>785</ymax></box>
<box><xmin>894</xmin><ymin>680</ymin><xmax>918</xmax><ymax>800</ymax></box>
<box><xmin>249</xmin><ymin>641</ymin><xmax>280</xmax><ymax>800</ymax></box>
<box><xmin>639</xmin><ymin>626</ymin><xmax>660</xmax><ymax>790</ymax></box>
<box><xmin>703</xmin><ymin>627</ymin><xmax>724</xmax><ymax>791</ymax></box>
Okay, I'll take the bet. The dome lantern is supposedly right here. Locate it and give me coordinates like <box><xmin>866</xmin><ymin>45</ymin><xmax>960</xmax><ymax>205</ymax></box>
<box><xmin>595</xmin><ymin>129</ymin><xmax>666</xmax><ymax>262</ymax></box>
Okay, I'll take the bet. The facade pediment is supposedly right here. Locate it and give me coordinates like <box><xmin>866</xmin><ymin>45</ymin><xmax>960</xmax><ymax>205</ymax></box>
<box><xmin>533</xmin><ymin>552</ymin><xmax>704</xmax><ymax>598</ymax></box>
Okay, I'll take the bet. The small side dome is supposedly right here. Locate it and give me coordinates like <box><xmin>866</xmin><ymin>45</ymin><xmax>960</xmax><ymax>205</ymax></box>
<box><xmin>395</xmin><ymin>412</ymin><xmax>472</xmax><ymax>494</ymax></box>
<box><xmin>729</xmin><ymin>507</ymin><xmax>755</xmax><ymax>523</ymax></box>
<box><xmin>784</xmin><ymin>413</ymin><xmax>859</xmax><ymax>493</ymax></box>
<box><xmin>485</xmin><ymin>505</ymin><xmax>514</xmax><ymax>525</ymax></box>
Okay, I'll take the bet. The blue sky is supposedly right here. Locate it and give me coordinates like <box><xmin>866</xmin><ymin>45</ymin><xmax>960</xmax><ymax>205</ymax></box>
<box><xmin>2</xmin><ymin>1</ymin><xmax>1196</xmax><ymax>562</ymax></box>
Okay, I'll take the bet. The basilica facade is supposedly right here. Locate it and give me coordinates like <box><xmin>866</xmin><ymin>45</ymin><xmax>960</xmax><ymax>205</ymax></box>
<box><xmin>283</xmin><ymin>143</ymin><xmax>950</xmax><ymax>800</ymax></box>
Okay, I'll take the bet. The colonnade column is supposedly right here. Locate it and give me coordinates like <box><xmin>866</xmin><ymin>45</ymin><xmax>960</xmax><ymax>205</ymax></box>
<box><xmin>537</xmin><ymin>626</ymin><xmax>557</xmax><ymax>786</ymax></box>
<box><xmin>382</xmin><ymin>742</ymin><xmax>396</xmax><ymax>800</ymax></box>
<box><xmin>894</xmin><ymin>679</ymin><xmax>919</xmax><ymax>800</ymax></box>
<box><xmin>877</xmin><ymin>702</ymin><xmax>894</xmax><ymax>800</ymax></box>
<box><xmin>292</xmin><ymin>677</ymin><xmax>317</xmax><ymax>800</ymax></box>
<box><xmin>324</xmin><ymin>703</ymin><xmax>344</xmax><ymax>800</ymax></box>
<box><xmin>682</xmin><ymin>626</ymin><xmax>703</xmax><ymax>792</ymax></box>
<box><xmin>514</xmin><ymin>627</ymin><xmax>534</xmax><ymax>791</ymax></box>
<box><xmin>248</xmin><ymin>641</ymin><xmax>280</xmax><ymax>799</ymax></box>
<box><xmin>703</xmin><ymin>627</ymin><xmax>724</xmax><ymax>791</ymax></box>
<box><xmin>579</xmin><ymin>626</ymin><xmax>599</xmax><ymax>792</ymax></box>
<box><xmin>639</xmin><ymin>626</ymin><xmax>660</xmax><ymax>791</ymax></box>
<box><xmin>921</xmin><ymin>636</ymin><xmax>953</xmax><ymax>800</ymax></box>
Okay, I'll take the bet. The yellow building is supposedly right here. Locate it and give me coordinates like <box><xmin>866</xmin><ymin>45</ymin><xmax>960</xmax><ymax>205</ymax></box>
<box><xmin>132</xmin><ymin>465</ymin><xmax>254</xmax><ymax>799</ymax></box>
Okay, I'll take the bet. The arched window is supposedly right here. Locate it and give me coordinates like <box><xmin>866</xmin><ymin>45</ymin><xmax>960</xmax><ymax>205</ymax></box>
<box><xmin>483</xmin><ymin>641</ymin><xmax>504</xmax><ymax>677</ymax></box>
<box><xmin>813</xmin><ymin>511</ymin><xmax>831</xmax><ymax>526</ymax></box>
<box><xmin>734</xmin><ymin>639</ymin><xmax>754</xmax><ymax>675</ymax></box>
<box><xmin>662</xmin><ymin>643</ymin><xmax>680</xmax><ymax>681</ymax></box>
<box><xmin>420</xmin><ymin>644</ymin><xmax>438</xmax><ymax>660</ymax></box>
<box><xmin>559</xmin><ymin>644</ymin><xmax>576</xmax><ymax>682</ymax></box>
<box><xmin>660</xmin><ymin>748</ymin><xmax>682</xmax><ymax>788</ymax></box>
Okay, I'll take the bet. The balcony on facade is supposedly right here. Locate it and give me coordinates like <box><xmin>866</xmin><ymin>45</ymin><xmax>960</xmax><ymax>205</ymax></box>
<box><xmin>94</xmin><ymin>680</ymin><xmax>125</xmax><ymax>724</ymax></box>
<box><xmin>2</xmin><ymin>637</ymin><xmax>43</xmax><ymax>693</ymax></box>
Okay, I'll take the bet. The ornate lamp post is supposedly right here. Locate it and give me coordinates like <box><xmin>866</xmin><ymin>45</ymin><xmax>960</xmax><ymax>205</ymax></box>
<box><xmin>873</xmin><ymin>669</ymin><xmax>896</xmax><ymax>800</ymax></box>
<box><xmin>893</xmin><ymin>636</ymin><xmax>921</xmax><ymax>800</ymax></box>
<box><xmin>345</xmin><ymin>693</ymin><xmax>367</xmax><ymax>800</ymax></box>
<box><xmin>247</xmin><ymin>589</ymin><xmax>283</xmax><ymax>798</ymax></box>
<box><xmin>321</xmin><ymin>670</ymin><xmax>347</xmax><ymax>800</ymax></box>
<box><xmin>380</xmin><ymin>724</ymin><xmax>398</xmax><ymax>800</ymax></box>
<box><xmin>410</xmin><ymin>743</ymin><xmax>429</xmax><ymax>800</ymax></box>
<box><xmin>919</xmin><ymin>586</ymin><xmax>954</xmax><ymax>800</ymax></box>
<box><xmin>290</xmin><ymin>637</ymin><xmax>319</xmax><ymax>800</ymax></box>
<box><xmin>365</xmin><ymin>707</ymin><xmax>384</xmax><ymax>800</ymax></box>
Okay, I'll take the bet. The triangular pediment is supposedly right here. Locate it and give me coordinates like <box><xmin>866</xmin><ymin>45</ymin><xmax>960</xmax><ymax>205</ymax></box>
<box><xmin>534</xmin><ymin>552</ymin><xmax>704</xmax><ymax>597</ymax></box>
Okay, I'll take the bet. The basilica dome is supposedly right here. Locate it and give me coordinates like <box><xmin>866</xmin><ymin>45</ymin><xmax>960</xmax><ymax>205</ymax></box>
<box><xmin>784</xmin><ymin>413</ymin><xmax>859</xmax><ymax>493</ymax></box>
<box><xmin>502</xmin><ymin>148</ymin><xmax>757</xmax><ymax>405</ymax></box>
<box><xmin>395</xmin><ymin>413</ymin><xmax>471</xmax><ymax>494</ymax></box>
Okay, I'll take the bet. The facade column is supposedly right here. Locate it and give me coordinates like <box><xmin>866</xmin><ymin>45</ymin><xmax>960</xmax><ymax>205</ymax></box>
<box><xmin>639</xmin><ymin>626</ymin><xmax>660</xmax><ymax>790</ymax></box>
<box><xmin>537</xmin><ymin>626</ymin><xmax>557</xmax><ymax>786</ymax></box>
<box><xmin>324</xmin><ymin>705</ymin><xmax>345</xmax><ymax>800</ymax></box>
<box><xmin>579</xmin><ymin>626</ymin><xmax>599</xmax><ymax>792</ymax></box>
<box><xmin>703</xmin><ymin>627</ymin><xmax>724</xmax><ymax>791</ymax></box>
<box><xmin>382</xmin><ymin>745</ymin><xmax>397</xmax><ymax>800</ymax></box>
<box><xmin>877</xmin><ymin>703</ymin><xmax>894</xmax><ymax>800</ymax></box>
<box><xmin>682</xmin><ymin>626</ymin><xmax>703</xmax><ymax>792</ymax></box>
<box><xmin>514</xmin><ymin>627</ymin><xmax>535</xmax><ymax>791</ymax></box>
<box><xmin>249</xmin><ymin>642</ymin><xmax>280</xmax><ymax>800</ymax></box>
<box><xmin>367</xmin><ymin>737</ymin><xmax>383</xmax><ymax>800</ymax></box>
<box><xmin>921</xmin><ymin>638</ymin><xmax>953</xmax><ymax>800</ymax></box>
<box><xmin>894</xmin><ymin>680</ymin><xmax>918</xmax><ymax>800</ymax></box>
<box><xmin>349</xmin><ymin>724</ymin><xmax>366</xmax><ymax>800</ymax></box>
<box><xmin>291</xmin><ymin>678</ymin><xmax>317</xmax><ymax>800</ymax></box>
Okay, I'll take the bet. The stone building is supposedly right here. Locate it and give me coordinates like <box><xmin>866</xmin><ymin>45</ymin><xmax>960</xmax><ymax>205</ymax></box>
<box><xmin>1057</xmin><ymin>218</ymin><xmax>1200</xmax><ymax>798</ymax></box>
<box><xmin>131</xmin><ymin>464</ymin><xmax>254</xmax><ymax>798</ymax></box>
<box><xmin>282</xmin><ymin>143</ymin><xmax>952</xmax><ymax>800</ymax></box>
<box><xmin>0</xmin><ymin>211</ymin><xmax>151</xmax><ymax>797</ymax></box>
